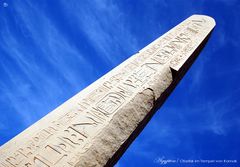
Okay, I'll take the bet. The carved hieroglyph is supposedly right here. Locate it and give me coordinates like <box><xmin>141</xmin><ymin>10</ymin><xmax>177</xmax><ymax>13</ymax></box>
<box><xmin>0</xmin><ymin>15</ymin><xmax>215</xmax><ymax>167</ymax></box>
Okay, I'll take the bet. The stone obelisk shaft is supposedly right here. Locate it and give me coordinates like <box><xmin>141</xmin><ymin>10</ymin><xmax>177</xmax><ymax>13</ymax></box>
<box><xmin>0</xmin><ymin>15</ymin><xmax>215</xmax><ymax>167</ymax></box>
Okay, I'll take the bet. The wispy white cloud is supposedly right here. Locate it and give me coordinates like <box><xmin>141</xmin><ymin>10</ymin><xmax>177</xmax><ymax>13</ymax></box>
<box><xmin>59</xmin><ymin>0</ymin><xmax>139</xmax><ymax>66</ymax></box>
<box><xmin>157</xmin><ymin>88</ymin><xmax>240</xmax><ymax>137</ymax></box>
<box><xmin>13</xmin><ymin>1</ymin><xmax>93</xmax><ymax>88</ymax></box>
<box><xmin>123</xmin><ymin>85</ymin><xmax>240</xmax><ymax>163</ymax></box>
<box><xmin>0</xmin><ymin>1</ymin><xmax>97</xmax><ymax>126</ymax></box>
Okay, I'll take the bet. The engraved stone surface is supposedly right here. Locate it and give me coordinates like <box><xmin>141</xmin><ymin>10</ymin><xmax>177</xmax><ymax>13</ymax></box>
<box><xmin>0</xmin><ymin>15</ymin><xmax>215</xmax><ymax>167</ymax></box>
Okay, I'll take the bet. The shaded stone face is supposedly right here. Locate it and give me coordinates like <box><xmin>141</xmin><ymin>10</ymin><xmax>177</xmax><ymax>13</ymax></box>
<box><xmin>0</xmin><ymin>15</ymin><xmax>215</xmax><ymax>167</ymax></box>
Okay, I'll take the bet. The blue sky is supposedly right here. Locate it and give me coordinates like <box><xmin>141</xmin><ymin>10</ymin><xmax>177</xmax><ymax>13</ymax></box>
<box><xmin>0</xmin><ymin>0</ymin><xmax>239</xmax><ymax>166</ymax></box>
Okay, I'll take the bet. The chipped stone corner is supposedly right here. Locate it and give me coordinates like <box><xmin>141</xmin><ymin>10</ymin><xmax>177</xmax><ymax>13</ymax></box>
<box><xmin>0</xmin><ymin>14</ymin><xmax>216</xmax><ymax>167</ymax></box>
<box><xmin>74</xmin><ymin>67</ymin><xmax>175</xmax><ymax>167</ymax></box>
<box><xmin>75</xmin><ymin>87</ymin><xmax>156</xmax><ymax>167</ymax></box>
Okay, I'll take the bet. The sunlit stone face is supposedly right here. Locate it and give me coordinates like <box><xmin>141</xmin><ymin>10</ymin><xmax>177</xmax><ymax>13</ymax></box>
<box><xmin>0</xmin><ymin>15</ymin><xmax>215</xmax><ymax>167</ymax></box>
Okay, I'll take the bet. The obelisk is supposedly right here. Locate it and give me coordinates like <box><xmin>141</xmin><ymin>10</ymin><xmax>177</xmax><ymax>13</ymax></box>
<box><xmin>0</xmin><ymin>15</ymin><xmax>215</xmax><ymax>167</ymax></box>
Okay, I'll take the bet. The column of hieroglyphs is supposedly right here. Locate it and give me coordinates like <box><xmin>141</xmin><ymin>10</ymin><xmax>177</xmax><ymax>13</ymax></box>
<box><xmin>0</xmin><ymin>15</ymin><xmax>215</xmax><ymax>167</ymax></box>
